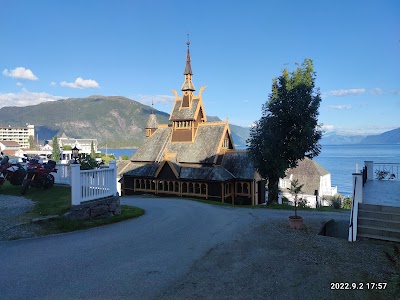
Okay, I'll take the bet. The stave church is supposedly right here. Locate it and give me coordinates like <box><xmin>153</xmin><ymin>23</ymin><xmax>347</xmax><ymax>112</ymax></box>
<box><xmin>119</xmin><ymin>42</ymin><xmax>265</xmax><ymax>205</ymax></box>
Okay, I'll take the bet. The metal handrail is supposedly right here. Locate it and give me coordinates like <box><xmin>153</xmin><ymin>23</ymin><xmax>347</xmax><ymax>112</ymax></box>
<box><xmin>349</xmin><ymin>176</ymin><xmax>357</xmax><ymax>242</ymax></box>
<box><xmin>362</xmin><ymin>166</ymin><xmax>367</xmax><ymax>186</ymax></box>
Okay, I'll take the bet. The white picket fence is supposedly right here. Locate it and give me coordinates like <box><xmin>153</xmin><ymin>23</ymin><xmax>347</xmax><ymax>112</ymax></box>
<box><xmin>67</xmin><ymin>161</ymin><xmax>117</xmax><ymax>206</ymax></box>
<box><xmin>54</xmin><ymin>164</ymin><xmax>71</xmax><ymax>185</ymax></box>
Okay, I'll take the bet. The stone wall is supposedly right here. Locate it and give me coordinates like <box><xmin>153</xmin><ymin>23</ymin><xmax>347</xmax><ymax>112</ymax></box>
<box><xmin>63</xmin><ymin>195</ymin><xmax>121</xmax><ymax>220</ymax></box>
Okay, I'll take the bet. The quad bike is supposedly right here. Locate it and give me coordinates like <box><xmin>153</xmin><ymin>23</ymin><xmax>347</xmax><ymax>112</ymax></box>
<box><xmin>21</xmin><ymin>159</ymin><xmax>57</xmax><ymax>195</ymax></box>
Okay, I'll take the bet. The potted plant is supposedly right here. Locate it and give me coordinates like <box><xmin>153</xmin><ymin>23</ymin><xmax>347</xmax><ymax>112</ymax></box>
<box><xmin>287</xmin><ymin>179</ymin><xmax>304</xmax><ymax>229</ymax></box>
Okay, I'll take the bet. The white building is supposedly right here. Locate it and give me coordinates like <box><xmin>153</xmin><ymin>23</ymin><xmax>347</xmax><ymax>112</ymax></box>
<box><xmin>0</xmin><ymin>124</ymin><xmax>34</xmax><ymax>149</ymax></box>
<box><xmin>279</xmin><ymin>158</ymin><xmax>338</xmax><ymax>208</ymax></box>
<box><xmin>58</xmin><ymin>132</ymin><xmax>98</xmax><ymax>154</ymax></box>
<box><xmin>0</xmin><ymin>140</ymin><xmax>21</xmax><ymax>152</ymax></box>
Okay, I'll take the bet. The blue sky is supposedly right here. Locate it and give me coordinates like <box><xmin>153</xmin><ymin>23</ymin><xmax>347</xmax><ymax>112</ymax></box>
<box><xmin>1</xmin><ymin>0</ymin><xmax>399</xmax><ymax>135</ymax></box>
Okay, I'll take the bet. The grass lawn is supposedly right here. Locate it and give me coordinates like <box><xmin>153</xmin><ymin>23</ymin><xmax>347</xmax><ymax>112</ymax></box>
<box><xmin>0</xmin><ymin>181</ymin><xmax>144</xmax><ymax>237</ymax></box>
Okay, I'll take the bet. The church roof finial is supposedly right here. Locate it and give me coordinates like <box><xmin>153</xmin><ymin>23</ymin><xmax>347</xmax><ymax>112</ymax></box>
<box><xmin>184</xmin><ymin>34</ymin><xmax>193</xmax><ymax>75</ymax></box>
<box><xmin>151</xmin><ymin>99</ymin><xmax>154</xmax><ymax>114</ymax></box>
<box><xmin>181</xmin><ymin>35</ymin><xmax>195</xmax><ymax>91</ymax></box>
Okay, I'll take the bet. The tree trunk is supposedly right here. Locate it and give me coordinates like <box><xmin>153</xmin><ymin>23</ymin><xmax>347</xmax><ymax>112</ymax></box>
<box><xmin>267</xmin><ymin>175</ymin><xmax>279</xmax><ymax>205</ymax></box>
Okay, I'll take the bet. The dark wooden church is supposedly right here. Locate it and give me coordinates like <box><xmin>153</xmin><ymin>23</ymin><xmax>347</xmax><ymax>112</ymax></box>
<box><xmin>120</xmin><ymin>43</ymin><xmax>265</xmax><ymax>205</ymax></box>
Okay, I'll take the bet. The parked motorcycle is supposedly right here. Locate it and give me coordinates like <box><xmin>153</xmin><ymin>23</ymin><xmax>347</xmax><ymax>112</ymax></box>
<box><xmin>0</xmin><ymin>152</ymin><xmax>8</xmax><ymax>186</ymax></box>
<box><xmin>21</xmin><ymin>159</ymin><xmax>57</xmax><ymax>195</ymax></box>
<box><xmin>0</xmin><ymin>152</ymin><xmax>26</xmax><ymax>187</ymax></box>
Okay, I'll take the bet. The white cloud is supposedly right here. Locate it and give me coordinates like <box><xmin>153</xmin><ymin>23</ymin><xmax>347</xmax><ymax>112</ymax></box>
<box><xmin>0</xmin><ymin>88</ymin><xmax>64</xmax><ymax>108</ymax></box>
<box><xmin>16</xmin><ymin>82</ymin><xmax>23</xmax><ymax>86</ymax></box>
<box><xmin>60</xmin><ymin>77</ymin><xmax>100</xmax><ymax>89</ymax></box>
<box><xmin>371</xmin><ymin>87</ymin><xmax>384</xmax><ymax>95</ymax></box>
<box><xmin>327</xmin><ymin>105</ymin><xmax>352</xmax><ymax>110</ymax></box>
<box><xmin>327</xmin><ymin>89</ymin><xmax>366</xmax><ymax>97</ymax></box>
<box><xmin>321</xmin><ymin>124</ymin><xmax>335</xmax><ymax>133</ymax></box>
<box><xmin>50</xmin><ymin>82</ymin><xmax>57</xmax><ymax>86</ymax></box>
<box><xmin>2</xmin><ymin>67</ymin><xmax>38</xmax><ymax>80</ymax></box>
<box><xmin>134</xmin><ymin>94</ymin><xmax>175</xmax><ymax>105</ymax></box>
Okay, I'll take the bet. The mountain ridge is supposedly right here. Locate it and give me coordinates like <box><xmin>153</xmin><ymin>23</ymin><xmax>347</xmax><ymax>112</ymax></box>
<box><xmin>360</xmin><ymin>127</ymin><xmax>400</xmax><ymax>144</ymax></box>
<box><xmin>0</xmin><ymin>96</ymin><xmax>250</xmax><ymax>148</ymax></box>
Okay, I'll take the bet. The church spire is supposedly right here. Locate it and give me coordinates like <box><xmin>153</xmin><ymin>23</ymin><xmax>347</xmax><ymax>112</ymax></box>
<box><xmin>181</xmin><ymin>37</ymin><xmax>195</xmax><ymax>92</ymax></box>
<box><xmin>145</xmin><ymin>100</ymin><xmax>158</xmax><ymax>138</ymax></box>
<box><xmin>184</xmin><ymin>43</ymin><xmax>193</xmax><ymax>75</ymax></box>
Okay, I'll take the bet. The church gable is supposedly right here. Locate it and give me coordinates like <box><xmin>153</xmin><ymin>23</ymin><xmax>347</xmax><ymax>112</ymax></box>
<box><xmin>167</xmin><ymin>123</ymin><xmax>226</xmax><ymax>164</ymax></box>
<box><xmin>155</xmin><ymin>161</ymin><xmax>179</xmax><ymax>180</ymax></box>
<box><xmin>170</xmin><ymin>98</ymin><xmax>201</xmax><ymax>121</ymax></box>
<box><xmin>217</xmin><ymin>125</ymin><xmax>235</xmax><ymax>152</ymax></box>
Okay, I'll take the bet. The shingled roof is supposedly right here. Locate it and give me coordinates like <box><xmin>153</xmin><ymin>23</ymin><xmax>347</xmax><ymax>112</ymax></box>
<box><xmin>180</xmin><ymin>166</ymin><xmax>234</xmax><ymax>181</ymax></box>
<box><xmin>123</xmin><ymin>163</ymin><xmax>159</xmax><ymax>178</ymax></box>
<box><xmin>146</xmin><ymin>113</ymin><xmax>158</xmax><ymax>129</ymax></box>
<box><xmin>222</xmin><ymin>151</ymin><xmax>257</xmax><ymax>180</ymax></box>
<box><xmin>167</xmin><ymin>123</ymin><xmax>226</xmax><ymax>164</ymax></box>
<box><xmin>130</xmin><ymin>127</ymin><xmax>172</xmax><ymax>162</ymax></box>
<box><xmin>285</xmin><ymin>158</ymin><xmax>330</xmax><ymax>195</ymax></box>
<box><xmin>169</xmin><ymin>98</ymin><xmax>200</xmax><ymax>121</ymax></box>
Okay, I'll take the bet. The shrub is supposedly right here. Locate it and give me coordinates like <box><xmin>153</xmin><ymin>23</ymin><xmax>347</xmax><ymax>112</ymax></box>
<box><xmin>78</xmin><ymin>153</ymin><xmax>100</xmax><ymax>170</ymax></box>
<box><xmin>375</xmin><ymin>169</ymin><xmax>396</xmax><ymax>180</ymax></box>
<box><xmin>342</xmin><ymin>197</ymin><xmax>352</xmax><ymax>210</ymax></box>
<box><xmin>330</xmin><ymin>195</ymin><xmax>342</xmax><ymax>209</ymax></box>
<box><xmin>282</xmin><ymin>196</ymin><xmax>289</xmax><ymax>204</ymax></box>
<box><xmin>297</xmin><ymin>197</ymin><xmax>308</xmax><ymax>208</ymax></box>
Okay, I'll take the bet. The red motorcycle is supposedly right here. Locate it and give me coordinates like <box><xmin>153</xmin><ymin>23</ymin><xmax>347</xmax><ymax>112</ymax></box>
<box><xmin>0</xmin><ymin>152</ymin><xmax>26</xmax><ymax>187</ymax></box>
<box><xmin>21</xmin><ymin>159</ymin><xmax>57</xmax><ymax>195</ymax></box>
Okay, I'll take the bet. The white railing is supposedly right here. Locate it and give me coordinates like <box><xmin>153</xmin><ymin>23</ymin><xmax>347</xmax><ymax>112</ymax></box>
<box><xmin>71</xmin><ymin>161</ymin><xmax>117</xmax><ymax>206</ymax></box>
<box><xmin>365</xmin><ymin>161</ymin><xmax>399</xmax><ymax>181</ymax></box>
<box><xmin>373</xmin><ymin>163</ymin><xmax>399</xmax><ymax>181</ymax></box>
<box><xmin>320</xmin><ymin>186</ymin><xmax>338</xmax><ymax>196</ymax></box>
<box><xmin>54</xmin><ymin>163</ymin><xmax>71</xmax><ymax>185</ymax></box>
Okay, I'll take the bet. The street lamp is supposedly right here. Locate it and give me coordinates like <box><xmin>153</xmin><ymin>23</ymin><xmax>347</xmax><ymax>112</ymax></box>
<box><xmin>314</xmin><ymin>189</ymin><xmax>319</xmax><ymax>208</ymax></box>
<box><xmin>72</xmin><ymin>146</ymin><xmax>79</xmax><ymax>164</ymax></box>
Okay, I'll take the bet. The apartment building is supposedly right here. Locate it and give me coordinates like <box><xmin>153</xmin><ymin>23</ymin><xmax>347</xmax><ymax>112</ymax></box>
<box><xmin>0</xmin><ymin>124</ymin><xmax>34</xmax><ymax>149</ymax></box>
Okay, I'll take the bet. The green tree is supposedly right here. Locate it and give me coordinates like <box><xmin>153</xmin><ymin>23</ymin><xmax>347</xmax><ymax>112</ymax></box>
<box><xmin>51</xmin><ymin>136</ymin><xmax>61</xmax><ymax>162</ymax></box>
<box><xmin>28</xmin><ymin>135</ymin><xmax>35</xmax><ymax>149</ymax></box>
<box><xmin>78</xmin><ymin>153</ymin><xmax>99</xmax><ymax>170</ymax></box>
<box><xmin>90</xmin><ymin>141</ymin><xmax>96</xmax><ymax>159</ymax></box>
<box><xmin>248</xmin><ymin>59</ymin><xmax>322</xmax><ymax>205</ymax></box>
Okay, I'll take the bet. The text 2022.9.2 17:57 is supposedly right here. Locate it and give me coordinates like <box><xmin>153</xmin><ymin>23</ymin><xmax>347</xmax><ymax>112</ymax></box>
<box><xmin>331</xmin><ymin>282</ymin><xmax>387</xmax><ymax>290</ymax></box>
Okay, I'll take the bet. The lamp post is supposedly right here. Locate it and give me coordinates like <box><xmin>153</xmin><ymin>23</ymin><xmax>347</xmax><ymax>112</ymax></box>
<box><xmin>72</xmin><ymin>146</ymin><xmax>79</xmax><ymax>164</ymax></box>
<box><xmin>314</xmin><ymin>189</ymin><xmax>319</xmax><ymax>208</ymax></box>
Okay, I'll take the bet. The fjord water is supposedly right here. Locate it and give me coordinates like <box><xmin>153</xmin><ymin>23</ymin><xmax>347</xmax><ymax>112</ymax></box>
<box><xmin>314</xmin><ymin>144</ymin><xmax>400</xmax><ymax>196</ymax></box>
<box><xmin>102</xmin><ymin>144</ymin><xmax>400</xmax><ymax>197</ymax></box>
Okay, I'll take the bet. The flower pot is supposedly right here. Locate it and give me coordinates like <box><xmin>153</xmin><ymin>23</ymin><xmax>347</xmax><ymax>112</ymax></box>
<box><xmin>288</xmin><ymin>215</ymin><xmax>304</xmax><ymax>229</ymax></box>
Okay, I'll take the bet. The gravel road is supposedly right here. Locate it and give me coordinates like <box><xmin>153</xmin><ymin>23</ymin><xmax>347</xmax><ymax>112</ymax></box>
<box><xmin>0</xmin><ymin>196</ymin><xmax>396</xmax><ymax>299</ymax></box>
<box><xmin>0</xmin><ymin>194</ymin><xmax>44</xmax><ymax>240</ymax></box>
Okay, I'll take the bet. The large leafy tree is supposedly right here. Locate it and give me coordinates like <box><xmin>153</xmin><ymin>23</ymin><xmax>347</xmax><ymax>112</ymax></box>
<box><xmin>248</xmin><ymin>59</ymin><xmax>322</xmax><ymax>205</ymax></box>
<box><xmin>51</xmin><ymin>136</ymin><xmax>61</xmax><ymax>162</ymax></box>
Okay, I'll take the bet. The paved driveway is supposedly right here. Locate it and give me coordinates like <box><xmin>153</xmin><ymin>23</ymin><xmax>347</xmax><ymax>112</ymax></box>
<box><xmin>0</xmin><ymin>196</ymin><xmax>270</xmax><ymax>300</ymax></box>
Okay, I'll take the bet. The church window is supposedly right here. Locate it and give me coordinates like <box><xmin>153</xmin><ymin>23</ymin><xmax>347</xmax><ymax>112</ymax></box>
<box><xmin>243</xmin><ymin>183</ymin><xmax>249</xmax><ymax>194</ymax></box>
